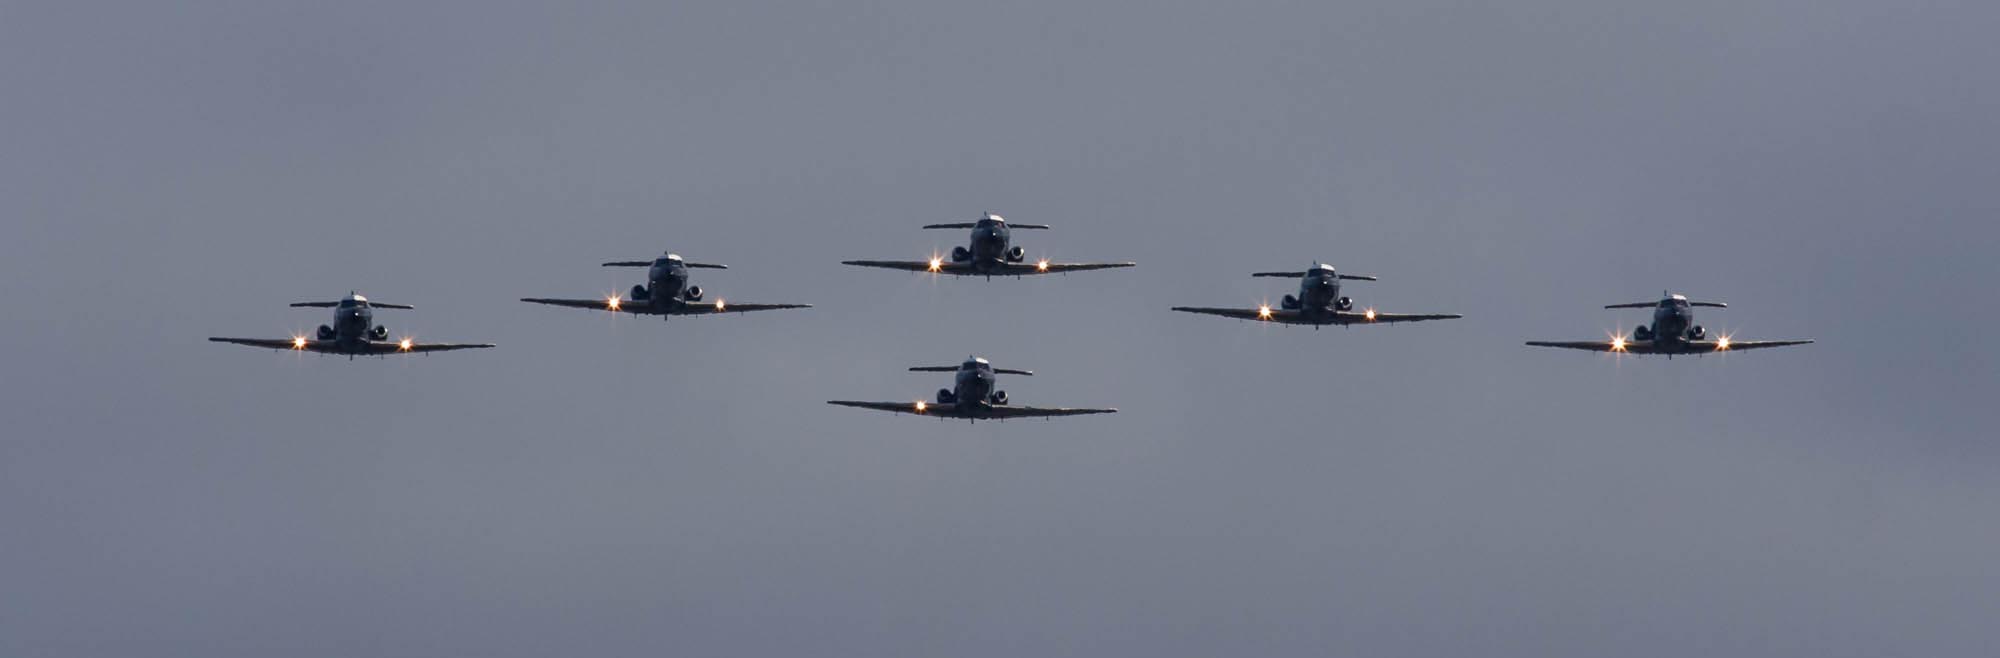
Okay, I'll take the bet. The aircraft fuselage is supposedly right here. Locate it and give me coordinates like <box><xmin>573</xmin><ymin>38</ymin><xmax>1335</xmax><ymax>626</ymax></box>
<box><xmin>646</xmin><ymin>259</ymin><xmax>693</xmax><ymax>303</ymax></box>
<box><xmin>946</xmin><ymin>364</ymin><xmax>999</xmax><ymax>411</ymax></box>
<box><xmin>1287</xmin><ymin>268</ymin><xmax>1354</xmax><ymax>321</ymax></box>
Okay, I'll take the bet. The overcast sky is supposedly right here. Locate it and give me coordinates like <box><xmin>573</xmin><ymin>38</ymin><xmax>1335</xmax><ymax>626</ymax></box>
<box><xmin>4</xmin><ymin>1</ymin><xmax>1998</xmax><ymax>656</ymax></box>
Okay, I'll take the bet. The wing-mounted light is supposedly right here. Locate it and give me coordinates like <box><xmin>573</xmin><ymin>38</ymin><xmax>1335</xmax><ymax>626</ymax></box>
<box><xmin>291</xmin><ymin>335</ymin><xmax>308</xmax><ymax>349</ymax></box>
<box><xmin>605</xmin><ymin>295</ymin><xmax>621</xmax><ymax>311</ymax></box>
<box><xmin>1257</xmin><ymin>304</ymin><xmax>1273</xmax><ymax>320</ymax></box>
<box><xmin>713</xmin><ymin>298</ymin><xmax>727</xmax><ymax>312</ymax></box>
<box><xmin>397</xmin><ymin>338</ymin><xmax>414</xmax><ymax>352</ymax></box>
<box><xmin>914</xmin><ymin>400</ymin><xmax>928</xmax><ymax>413</ymax></box>
<box><xmin>1610</xmin><ymin>332</ymin><xmax>1628</xmax><ymax>352</ymax></box>
<box><xmin>1036</xmin><ymin>258</ymin><xmax>1050</xmax><ymax>272</ymax></box>
<box><xmin>927</xmin><ymin>255</ymin><xmax>944</xmax><ymax>272</ymax></box>
<box><xmin>1364</xmin><ymin>307</ymin><xmax>1377</xmax><ymax>322</ymax></box>
<box><xmin>1715</xmin><ymin>334</ymin><xmax>1732</xmax><ymax>351</ymax></box>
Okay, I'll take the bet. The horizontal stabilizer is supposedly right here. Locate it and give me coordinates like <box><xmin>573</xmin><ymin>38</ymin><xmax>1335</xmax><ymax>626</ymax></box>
<box><xmin>290</xmin><ymin>300</ymin><xmax>412</xmax><ymax>309</ymax></box>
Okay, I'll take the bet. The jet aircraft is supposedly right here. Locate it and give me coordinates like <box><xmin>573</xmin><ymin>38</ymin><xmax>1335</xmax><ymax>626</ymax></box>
<box><xmin>1171</xmin><ymin>263</ymin><xmax>1462</xmax><ymax>328</ymax></box>
<box><xmin>208</xmin><ymin>292</ymin><xmax>495</xmax><ymax>357</ymax></box>
<box><xmin>841</xmin><ymin>212</ymin><xmax>1135</xmax><ymax>278</ymax></box>
<box><xmin>1526</xmin><ymin>292</ymin><xmax>1814</xmax><ymax>356</ymax></box>
<box><xmin>520</xmin><ymin>252</ymin><xmax>811</xmax><ymax>319</ymax></box>
<box><xmin>827</xmin><ymin>357</ymin><xmax>1118</xmax><ymax>422</ymax></box>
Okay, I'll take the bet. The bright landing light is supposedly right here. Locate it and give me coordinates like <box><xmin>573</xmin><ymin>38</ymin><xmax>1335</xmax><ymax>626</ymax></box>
<box><xmin>714</xmin><ymin>298</ymin><xmax>726</xmax><ymax>312</ymax></box>
<box><xmin>605</xmin><ymin>295</ymin><xmax>621</xmax><ymax>311</ymax></box>
<box><xmin>1611</xmin><ymin>334</ymin><xmax>1628</xmax><ymax>352</ymax></box>
<box><xmin>1036</xmin><ymin>259</ymin><xmax>1050</xmax><ymax>271</ymax></box>
<box><xmin>915</xmin><ymin>400</ymin><xmax>928</xmax><ymax>412</ymax></box>
<box><xmin>1364</xmin><ymin>308</ymin><xmax>1377</xmax><ymax>322</ymax></box>
<box><xmin>1716</xmin><ymin>335</ymin><xmax>1731</xmax><ymax>351</ymax></box>
<box><xmin>927</xmin><ymin>256</ymin><xmax>943</xmax><ymax>272</ymax></box>
<box><xmin>398</xmin><ymin>338</ymin><xmax>414</xmax><ymax>351</ymax></box>
<box><xmin>1257</xmin><ymin>305</ymin><xmax>1273</xmax><ymax>320</ymax></box>
<box><xmin>291</xmin><ymin>336</ymin><xmax>307</xmax><ymax>349</ymax></box>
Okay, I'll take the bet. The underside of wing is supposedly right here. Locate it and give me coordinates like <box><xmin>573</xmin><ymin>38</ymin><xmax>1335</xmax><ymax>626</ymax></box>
<box><xmin>370</xmin><ymin>341</ymin><xmax>496</xmax><ymax>354</ymax></box>
<box><xmin>979</xmin><ymin>405</ymin><xmax>1119</xmax><ymax>419</ymax></box>
<box><xmin>997</xmin><ymin>261</ymin><xmax>1137</xmax><ymax>275</ymax></box>
<box><xmin>1689</xmin><ymin>339</ymin><xmax>1815</xmax><ymax>353</ymax></box>
<box><xmin>521</xmin><ymin>297</ymin><xmax>642</xmax><ymax>313</ymax></box>
<box><xmin>827</xmin><ymin>400</ymin><xmax>932</xmax><ymax>415</ymax></box>
<box><xmin>841</xmin><ymin>260</ymin><xmax>970</xmax><ymax>274</ymax></box>
<box><xmin>207</xmin><ymin>337</ymin><xmax>493</xmax><ymax>355</ymax></box>
<box><xmin>1525</xmin><ymin>340</ymin><xmax>1636</xmax><ymax>353</ymax></box>
<box><xmin>1527</xmin><ymin>338</ymin><xmax>1813</xmax><ymax>355</ymax></box>
<box><xmin>664</xmin><ymin>301</ymin><xmax>813</xmax><ymax>315</ymax></box>
<box><xmin>1330</xmin><ymin>310</ymin><xmax>1464</xmax><ymax>325</ymax></box>
<box><xmin>208</xmin><ymin>337</ymin><xmax>308</xmax><ymax>351</ymax></box>
<box><xmin>1170</xmin><ymin>306</ymin><xmax>1294</xmax><ymax>322</ymax></box>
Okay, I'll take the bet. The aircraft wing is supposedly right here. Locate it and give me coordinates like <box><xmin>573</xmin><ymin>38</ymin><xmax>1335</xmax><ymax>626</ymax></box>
<box><xmin>1327</xmin><ymin>310</ymin><xmax>1463</xmax><ymax>325</ymax></box>
<box><xmin>1525</xmin><ymin>339</ymin><xmax>1813</xmax><ymax>354</ymax></box>
<box><xmin>207</xmin><ymin>337</ymin><xmax>493</xmax><ymax>354</ymax></box>
<box><xmin>208</xmin><ymin>337</ymin><xmax>311</xmax><ymax>351</ymax></box>
<box><xmin>1171</xmin><ymin>307</ymin><xmax>1461</xmax><ymax>325</ymax></box>
<box><xmin>827</xmin><ymin>400</ymin><xmax>931</xmax><ymax>415</ymax></box>
<box><xmin>841</xmin><ymin>260</ymin><xmax>1134</xmax><ymax>276</ymax></box>
<box><xmin>1524</xmin><ymin>340</ymin><xmax>1634</xmax><ymax>353</ymax></box>
<box><xmin>682</xmin><ymin>301</ymin><xmax>812</xmax><ymax>315</ymax></box>
<box><xmin>367</xmin><ymin>340</ymin><xmax>496</xmax><ymax>354</ymax></box>
<box><xmin>1684</xmin><ymin>339</ymin><xmax>1815</xmax><ymax>352</ymax></box>
<box><xmin>994</xmin><ymin>261</ymin><xmax>1136</xmax><ymax>275</ymax></box>
<box><xmin>1171</xmin><ymin>306</ymin><xmax>1286</xmax><ymax>322</ymax></box>
<box><xmin>841</xmin><ymin>260</ymin><xmax>975</xmax><ymax>275</ymax></box>
<box><xmin>521</xmin><ymin>296</ymin><xmax>631</xmax><ymax>312</ymax></box>
<box><xmin>523</xmin><ymin>297</ymin><xmax>808</xmax><ymax>316</ymax></box>
<box><xmin>827</xmin><ymin>400</ymin><xmax>1117</xmax><ymax>420</ymax></box>
<box><xmin>973</xmin><ymin>404</ymin><xmax>1118</xmax><ymax>419</ymax></box>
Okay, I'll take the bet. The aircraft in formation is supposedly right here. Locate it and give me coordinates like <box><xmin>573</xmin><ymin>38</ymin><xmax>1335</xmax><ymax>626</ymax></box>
<box><xmin>842</xmin><ymin>212</ymin><xmax>1135</xmax><ymax>278</ymax></box>
<box><xmin>521</xmin><ymin>252</ymin><xmax>811</xmax><ymax>319</ymax></box>
<box><xmin>827</xmin><ymin>357</ymin><xmax>1118</xmax><ymax>423</ymax></box>
<box><xmin>1526</xmin><ymin>292</ymin><xmax>1814</xmax><ymax>357</ymax></box>
<box><xmin>209</xmin><ymin>214</ymin><xmax>1815</xmax><ymax>420</ymax></box>
<box><xmin>207</xmin><ymin>292</ymin><xmax>496</xmax><ymax>358</ymax></box>
<box><xmin>1171</xmin><ymin>263</ymin><xmax>1462</xmax><ymax>328</ymax></box>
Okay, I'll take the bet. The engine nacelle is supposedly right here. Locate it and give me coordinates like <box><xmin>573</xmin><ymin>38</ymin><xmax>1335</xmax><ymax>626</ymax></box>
<box><xmin>1634</xmin><ymin>325</ymin><xmax>1653</xmax><ymax>341</ymax></box>
<box><xmin>629</xmin><ymin>284</ymin><xmax>650</xmax><ymax>301</ymax></box>
<box><xmin>370</xmin><ymin>325</ymin><xmax>389</xmax><ymax>341</ymax></box>
<box><xmin>936</xmin><ymin>389</ymin><xmax>957</xmax><ymax>404</ymax></box>
<box><xmin>1006</xmin><ymin>246</ymin><xmax>1026</xmax><ymax>262</ymax></box>
<box><xmin>684</xmin><ymin>285</ymin><xmax>703</xmax><ymax>302</ymax></box>
<box><xmin>1336</xmin><ymin>296</ymin><xmax>1354</xmax><ymax>311</ymax></box>
<box><xmin>1281</xmin><ymin>294</ymin><xmax>1301</xmax><ymax>310</ymax></box>
<box><xmin>990</xmin><ymin>390</ymin><xmax>1008</xmax><ymax>405</ymax></box>
<box><xmin>316</xmin><ymin>325</ymin><xmax>335</xmax><ymax>340</ymax></box>
<box><xmin>1689</xmin><ymin>325</ymin><xmax>1706</xmax><ymax>340</ymax></box>
<box><xmin>951</xmin><ymin>246</ymin><xmax>971</xmax><ymax>262</ymax></box>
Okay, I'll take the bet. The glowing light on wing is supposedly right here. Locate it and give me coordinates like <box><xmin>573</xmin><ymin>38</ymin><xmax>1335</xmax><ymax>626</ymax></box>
<box><xmin>927</xmin><ymin>256</ymin><xmax>943</xmax><ymax>272</ymax></box>
<box><xmin>291</xmin><ymin>336</ymin><xmax>307</xmax><ymax>349</ymax></box>
<box><xmin>1716</xmin><ymin>335</ymin><xmax>1731</xmax><ymax>351</ymax></box>
<box><xmin>714</xmin><ymin>298</ymin><xmax>726</xmax><ymax>312</ymax></box>
<box><xmin>605</xmin><ymin>295</ymin><xmax>621</xmax><ymax>311</ymax></box>
<box><xmin>1364</xmin><ymin>308</ymin><xmax>1377</xmax><ymax>321</ymax></box>
<box><xmin>1611</xmin><ymin>334</ymin><xmax>1627</xmax><ymax>352</ymax></box>
<box><xmin>1036</xmin><ymin>259</ymin><xmax>1049</xmax><ymax>271</ymax></box>
<box><xmin>398</xmin><ymin>338</ymin><xmax>414</xmax><ymax>351</ymax></box>
<box><xmin>1257</xmin><ymin>305</ymin><xmax>1273</xmax><ymax>320</ymax></box>
<box><xmin>915</xmin><ymin>400</ymin><xmax>928</xmax><ymax>412</ymax></box>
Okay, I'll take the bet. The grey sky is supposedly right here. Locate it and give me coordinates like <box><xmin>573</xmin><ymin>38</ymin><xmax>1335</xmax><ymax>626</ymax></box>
<box><xmin>4</xmin><ymin>1</ymin><xmax>1997</xmax><ymax>656</ymax></box>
